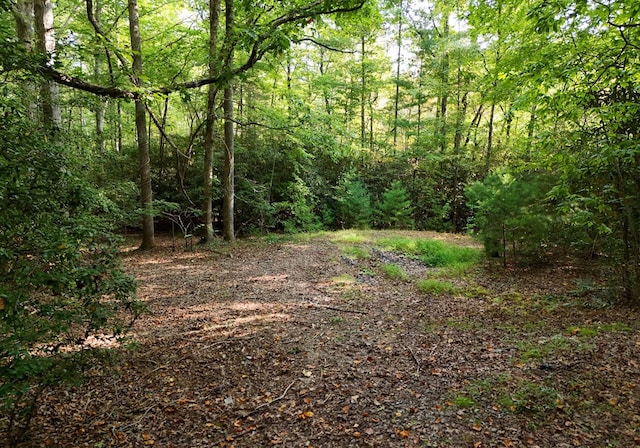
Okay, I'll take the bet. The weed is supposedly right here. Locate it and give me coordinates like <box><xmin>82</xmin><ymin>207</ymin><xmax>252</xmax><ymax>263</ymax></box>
<box><xmin>499</xmin><ymin>381</ymin><xmax>560</xmax><ymax>414</ymax></box>
<box><xmin>517</xmin><ymin>335</ymin><xmax>570</xmax><ymax>362</ymax></box>
<box><xmin>453</xmin><ymin>395</ymin><xmax>476</xmax><ymax>408</ymax></box>
<box><xmin>566</xmin><ymin>326</ymin><xmax>598</xmax><ymax>337</ymax></box>
<box><xmin>378</xmin><ymin>237</ymin><xmax>481</xmax><ymax>269</ymax></box>
<box><xmin>329</xmin><ymin>316</ymin><xmax>343</xmax><ymax>324</ymax></box>
<box><xmin>381</xmin><ymin>263</ymin><xmax>409</xmax><ymax>281</ymax></box>
<box><xmin>332</xmin><ymin>230</ymin><xmax>371</xmax><ymax>244</ymax></box>
<box><xmin>417</xmin><ymin>279</ymin><xmax>456</xmax><ymax>295</ymax></box>
<box><xmin>341</xmin><ymin>245</ymin><xmax>370</xmax><ymax>260</ymax></box>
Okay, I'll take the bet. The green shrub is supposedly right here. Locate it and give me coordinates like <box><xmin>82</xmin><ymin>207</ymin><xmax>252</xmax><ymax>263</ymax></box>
<box><xmin>333</xmin><ymin>171</ymin><xmax>373</xmax><ymax>229</ymax></box>
<box><xmin>466</xmin><ymin>170</ymin><xmax>553</xmax><ymax>263</ymax></box>
<box><xmin>376</xmin><ymin>181</ymin><xmax>415</xmax><ymax>229</ymax></box>
<box><xmin>0</xmin><ymin>117</ymin><xmax>142</xmax><ymax>444</ymax></box>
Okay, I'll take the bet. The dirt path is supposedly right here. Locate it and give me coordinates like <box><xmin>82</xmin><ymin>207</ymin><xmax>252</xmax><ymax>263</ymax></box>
<box><xmin>20</xmin><ymin>231</ymin><xmax>640</xmax><ymax>447</ymax></box>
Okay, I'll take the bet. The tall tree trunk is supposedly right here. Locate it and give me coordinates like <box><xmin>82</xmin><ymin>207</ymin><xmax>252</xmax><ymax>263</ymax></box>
<box><xmin>437</xmin><ymin>16</ymin><xmax>450</xmax><ymax>154</ymax></box>
<box><xmin>222</xmin><ymin>0</ymin><xmax>235</xmax><ymax>242</ymax></box>
<box><xmin>203</xmin><ymin>0</ymin><xmax>221</xmax><ymax>242</ymax></box>
<box><xmin>34</xmin><ymin>0</ymin><xmax>61</xmax><ymax>131</ymax></box>
<box><xmin>128</xmin><ymin>0</ymin><xmax>155</xmax><ymax>249</ymax></box>
<box><xmin>360</xmin><ymin>35</ymin><xmax>366</xmax><ymax>149</ymax></box>
<box><xmin>452</xmin><ymin>88</ymin><xmax>468</xmax><ymax>231</ymax></box>
<box><xmin>12</xmin><ymin>1</ymin><xmax>37</xmax><ymax>118</ymax></box>
<box><xmin>392</xmin><ymin>0</ymin><xmax>403</xmax><ymax>149</ymax></box>
<box><xmin>93</xmin><ymin>0</ymin><xmax>106</xmax><ymax>152</ymax></box>
<box><xmin>485</xmin><ymin>102</ymin><xmax>496</xmax><ymax>176</ymax></box>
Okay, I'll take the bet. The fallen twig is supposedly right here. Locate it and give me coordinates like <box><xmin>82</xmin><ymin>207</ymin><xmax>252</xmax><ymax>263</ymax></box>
<box><xmin>407</xmin><ymin>346</ymin><xmax>421</xmax><ymax>374</ymax></box>
<box><xmin>243</xmin><ymin>379</ymin><xmax>297</xmax><ymax>416</ymax></box>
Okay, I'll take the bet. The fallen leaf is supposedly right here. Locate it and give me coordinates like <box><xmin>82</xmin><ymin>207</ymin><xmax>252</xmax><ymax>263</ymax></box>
<box><xmin>397</xmin><ymin>429</ymin><xmax>410</xmax><ymax>438</ymax></box>
<box><xmin>474</xmin><ymin>442</ymin><xmax>482</xmax><ymax>448</ymax></box>
<box><xmin>299</xmin><ymin>411</ymin><xmax>314</xmax><ymax>419</ymax></box>
<box><xmin>472</xmin><ymin>423</ymin><xmax>482</xmax><ymax>432</ymax></box>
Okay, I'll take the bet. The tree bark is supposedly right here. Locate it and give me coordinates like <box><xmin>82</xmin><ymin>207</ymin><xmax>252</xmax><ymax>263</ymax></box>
<box><xmin>93</xmin><ymin>0</ymin><xmax>106</xmax><ymax>152</ymax></box>
<box><xmin>392</xmin><ymin>0</ymin><xmax>403</xmax><ymax>149</ymax></box>
<box><xmin>203</xmin><ymin>0</ymin><xmax>221</xmax><ymax>242</ymax></box>
<box><xmin>360</xmin><ymin>34</ymin><xmax>366</xmax><ymax>149</ymax></box>
<box><xmin>128</xmin><ymin>0</ymin><xmax>155</xmax><ymax>249</ymax></box>
<box><xmin>12</xmin><ymin>1</ymin><xmax>37</xmax><ymax>118</ymax></box>
<box><xmin>34</xmin><ymin>0</ymin><xmax>61</xmax><ymax>131</ymax></box>
<box><xmin>222</xmin><ymin>0</ymin><xmax>235</xmax><ymax>242</ymax></box>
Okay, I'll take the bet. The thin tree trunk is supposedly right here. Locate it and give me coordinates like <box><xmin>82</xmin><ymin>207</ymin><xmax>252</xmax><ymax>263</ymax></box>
<box><xmin>203</xmin><ymin>0</ymin><xmax>221</xmax><ymax>242</ymax></box>
<box><xmin>34</xmin><ymin>0</ymin><xmax>61</xmax><ymax>131</ymax></box>
<box><xmin>12</xmin><ymin>1</ymin><xmax>37</xmax><ymax>118</ymax></box>
<box><xmin>392</xmin><ymin>0</ymin><xmax>403</xmax><ymax>149</ymax></box>
<box><xmin>485</xmin><ymin>102</ymin><xmax>496</xmax><ymax>176</ymax></box>
<box><xmin>360</xmin><ymin>35</ymin><xmax>366</xmax><ymax>149</ymax></box>
<box><xmin>93</xmin><ymin>0</ymin><xmax>106</xmax><ymax>152</ymax></box>
<box><xmin>222</xmin><ymin>0</ymin><xmax>235</xmax><ymax>242</ymax></box>
<box><xmin>437</xmin><ymin>16</ymin><xmax>449</xmax><ymax>154</ymax></box>
<box><xmin>128</xmin><ymin>0</ymin><xmax>155</xmax><ymax>249</ymax></box>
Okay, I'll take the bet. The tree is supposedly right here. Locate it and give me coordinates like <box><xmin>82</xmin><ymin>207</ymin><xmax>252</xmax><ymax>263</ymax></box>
<box><xmin>127</xmin><ymin>0</ymin><xmax>155</xmax><ymax>249</ymax></box>
<box><xmin>376</xmin><ymin>181</ymin><xmax>414</xmax><ymax>229</ymax></box>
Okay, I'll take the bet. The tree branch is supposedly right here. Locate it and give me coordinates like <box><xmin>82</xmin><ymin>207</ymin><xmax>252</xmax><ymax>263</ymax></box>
<box><xmin>294</xmin><ymin>37</ymin><xmax>355</xmax><ymax>53</ymax></box>
<box><xmin>38</xmin><ymin>0</ymin><xmax>366</xmax><ymax>99</ymax></box>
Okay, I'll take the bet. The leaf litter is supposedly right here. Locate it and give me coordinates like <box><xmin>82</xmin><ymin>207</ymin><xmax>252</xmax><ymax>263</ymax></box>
<box><xmin>13</xmin><ymin>231</ymin><xmax>640</xmax><ymax>447</ymax></box>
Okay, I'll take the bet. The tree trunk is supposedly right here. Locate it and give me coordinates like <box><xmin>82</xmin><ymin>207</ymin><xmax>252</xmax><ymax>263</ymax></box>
<box><xmin>128</xmin><ymin>0</ymin><xmax>155</xmax><ymax>249</ymax></box>
<box><xmin>360</xmin><ymin>34</ymin><xmax>366</xmax><ymax>150</ymax></box>
<box><xmin>12</xmin><ymin>1</ymin><xmax>37</xmax><ymax>118</ymax></box>
<box><xmin>203</xmin><ymin>0</ymin><xmax>221</xmax><ymax>242</ymax></box>
<box><xmin>93</xmin><ymin>0</ymin><xmax>106</xmax><ymax>152</ymax></box>
<box><xmin>222</xmin><ymin>0</ymin><xmax>235</xmax><ymax>242</ymax></box>
<box><xmin>485</xmin><ymin>102</ymin><xmax>496</xmax><ymax>176</ymax></box>
<box><xmin>392</xmin><ymin>0</ymin><xmax>403</xmax><ymax>149</ymax></box>
<box><xmin>34</xmin><ymin>0</ymin><xmax>61</xmax><ymax>131</ymax></box>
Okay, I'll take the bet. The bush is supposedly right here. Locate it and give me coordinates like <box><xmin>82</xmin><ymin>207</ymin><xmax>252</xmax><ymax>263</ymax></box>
<box><xmin>466</xmin><ymin>170</ymin><xmax>553</xmax><ymax>263</ymax></box>
<box><xmin>332</xmin><ymin>171</ymin><xmax>373</xmax><ymax>229</ymax></box>
<box><xmin>376</xmin><ymin>181</ymin><xmax>415</xmax><ymax>229</ymax></box>
<box><xmin>0</xmin><ymin>117</ymin><xmax>142</xmax><ymax>444</ymax></box>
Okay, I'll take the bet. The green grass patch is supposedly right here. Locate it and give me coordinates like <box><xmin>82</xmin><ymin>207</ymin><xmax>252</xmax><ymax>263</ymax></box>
<box><xmin>458</xmin><ymin>375</ymin><xmax>561</xmax><ymax>415</ymax></box>
<box><xmin>452</xmin><ymin>395</ymin><xmax>476</xmax><ymax>408</ymax></box>
<box><xmin>517</xmin><ymin>335</ymin><xmax>570</xmax><ymax>362</ymax></box>
<box><xmin>341</xmin><ymin>245</ymin><xmax>370</xmax><ymax>260</ymax></box>
<box><xmin>377</xmin><ymin>237</ymin><xmax>482</xmax><ymax>269</ymax></box>
<box><xmin>331</xmin><ymin>230</ymin><xmax>372</xmax><ymax>244</ymax></box>
<box><xmin>566</xmin><ymin>322</ymin><xmax>634</xmax><ymax>337</ymax></box>
<box><xmin>381</xmin><ymin>263</ymin><xmax>409</xmax><ymax>281</ymax></box>
<box><xmin>417</xmin><ymin>279</ymin><xmax>457</xmax><ymax>295</ymax></box>
<box><xmin>498</xmin><ymin>380</ymin><xmax>560</xmax><ymax>414</ymax></box>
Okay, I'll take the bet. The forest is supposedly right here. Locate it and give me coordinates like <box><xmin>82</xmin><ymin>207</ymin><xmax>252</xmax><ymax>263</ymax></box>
<box><xmin>1</xmin><ymin>0</ymin><xmax>639</xmax><ymax>446</ymax></box>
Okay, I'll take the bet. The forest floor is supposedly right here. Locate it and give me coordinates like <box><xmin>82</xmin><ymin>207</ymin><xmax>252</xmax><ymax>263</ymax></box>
<box><xmin>19</xmin><ymin>230</ymin><xmax>640</xmax><ymax>447</ymax></box>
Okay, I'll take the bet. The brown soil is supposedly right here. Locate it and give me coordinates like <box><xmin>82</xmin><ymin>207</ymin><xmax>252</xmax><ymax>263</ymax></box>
<box><xmin>17</xmin><ymin>231</ymin><xmax>640</xmax><ymax>447</ymax></box>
